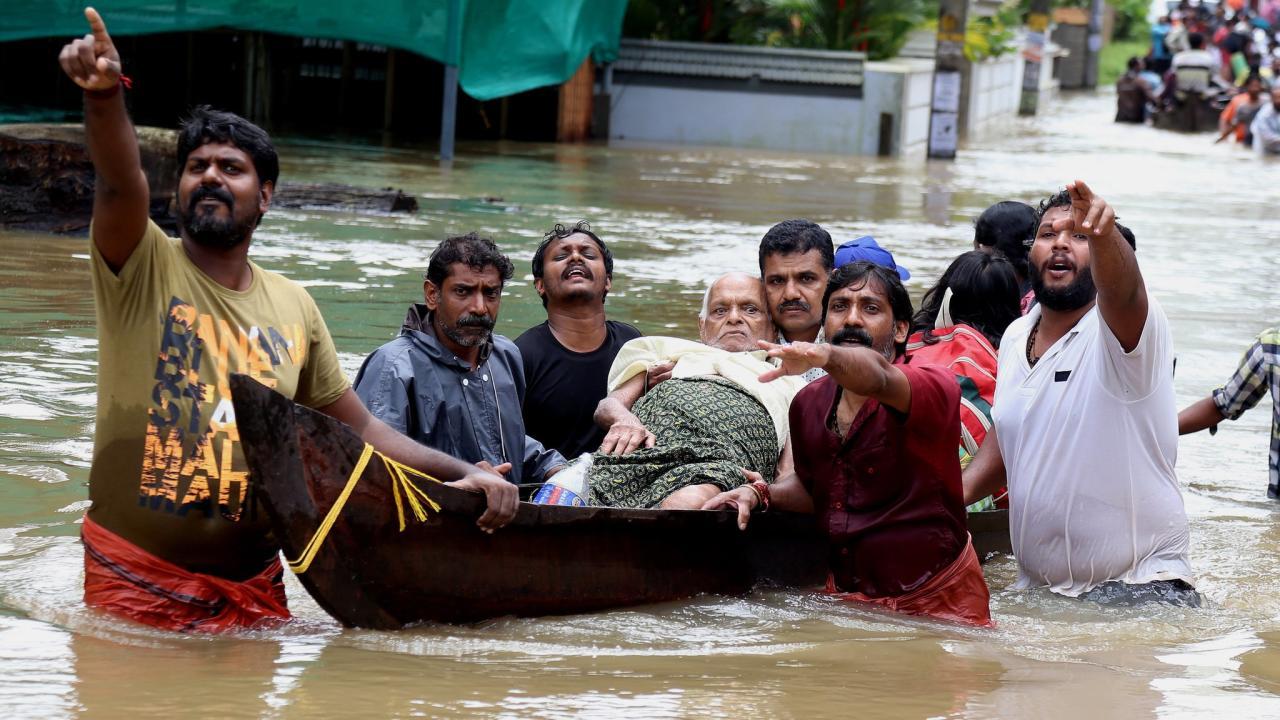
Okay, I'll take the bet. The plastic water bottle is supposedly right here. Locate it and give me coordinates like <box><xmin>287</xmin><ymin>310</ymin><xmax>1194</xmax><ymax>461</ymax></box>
<box><xmin>531</xmin><ymin>454</ymin><xmax>593</xmax><ymax>507</ymax></box>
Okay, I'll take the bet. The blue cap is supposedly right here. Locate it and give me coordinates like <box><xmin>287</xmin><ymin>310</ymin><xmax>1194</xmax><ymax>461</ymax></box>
<box><xmin>833</xmin><ymin>236</ymin><xmax>910</xmax><ymax>280</ymax></box>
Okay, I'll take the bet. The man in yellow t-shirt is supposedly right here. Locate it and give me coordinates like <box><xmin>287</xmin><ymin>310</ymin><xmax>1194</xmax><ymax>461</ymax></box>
<box><xmin>59</xmin><ymin>8</ymin><xmax>516</xmax><ymax>633</ymax></box>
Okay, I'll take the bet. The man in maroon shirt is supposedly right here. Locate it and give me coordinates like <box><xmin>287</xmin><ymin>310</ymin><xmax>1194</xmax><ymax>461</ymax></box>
<box><xmin>703</xmin><ymin>261</ymin><xmax>992</xmax><ymax>626</ymax></box>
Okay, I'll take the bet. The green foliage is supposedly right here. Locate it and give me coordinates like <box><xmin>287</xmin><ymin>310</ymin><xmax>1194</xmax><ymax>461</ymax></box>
<box><xmin>965</xmin><ymin>1</ymin><xmax>1023</xmax><ymax>61</ymax></box>
<box><xmin>1108</xmin><ymin>0</ymin><xmax>1151</xmax><ymax>41</ymax></box>
<box><xmin>1099</xmin><ymin>37</ymin><xmax>1147</xmax><ymax>85</ymax></box>
<box><xmin>623</xmin><ymin>0</ymin><xmax>931</xmax><ymax>61</ymax></box>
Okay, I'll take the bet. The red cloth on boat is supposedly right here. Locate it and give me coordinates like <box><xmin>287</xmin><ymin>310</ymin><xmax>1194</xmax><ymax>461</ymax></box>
<box><xmin>826</xmin><ymin>535</ymin><xmax>993</xmax><ymax>627</ymax></box>
<box><xmin>81</xmin><ymin>515</ymin><xmax>289</xmax><ymax>633</ymax></box>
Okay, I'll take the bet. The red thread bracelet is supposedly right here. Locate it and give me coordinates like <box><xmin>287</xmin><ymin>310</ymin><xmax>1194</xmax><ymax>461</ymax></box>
<box><xmin>749</xmin><ymin>481</ymin><xmax>771</xmax><ymax>512</ymax></box>
<box><xmin>84</xmin><ymin>74</ymin><xmax>132</xmax><ymax>99</ymax></box>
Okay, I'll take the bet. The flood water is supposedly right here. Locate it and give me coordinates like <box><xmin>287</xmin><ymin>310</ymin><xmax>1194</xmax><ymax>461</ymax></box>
<box><xmin>3</xmin><ymin>89</ymin><xmax>1280</xmax><ymax>718</ymax></box>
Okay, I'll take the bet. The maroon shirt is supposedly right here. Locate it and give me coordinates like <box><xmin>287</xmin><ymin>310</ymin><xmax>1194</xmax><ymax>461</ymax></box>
<box><xmin>790</xmin><ymin>362</ymin><xmax>967</xmax><ymax>598</ymax></box>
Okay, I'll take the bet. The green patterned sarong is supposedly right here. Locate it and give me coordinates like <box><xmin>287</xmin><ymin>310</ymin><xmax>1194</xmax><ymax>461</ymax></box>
<box><xmin>588</xmin><ymin>377</ymin><xmax>779</xmax><ymax>509</ymax></box>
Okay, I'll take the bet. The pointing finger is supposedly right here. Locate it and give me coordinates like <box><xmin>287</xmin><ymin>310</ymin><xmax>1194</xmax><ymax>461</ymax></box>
<box><xmin>1072</xmin><ymin>179</ymin><xmax>1094</xmax><ymax>201</ymax></box>
<box><xmin>85</xmin><ymin>7</ymin><xmax>112</xmax><ymax>45</ymax></box>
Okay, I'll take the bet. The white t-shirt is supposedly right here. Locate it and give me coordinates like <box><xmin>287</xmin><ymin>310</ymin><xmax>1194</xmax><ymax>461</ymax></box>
<box><xmin>992</xmin><ymin>297</ymin><xmax>1192</xmax><ymax>596</ymax></box>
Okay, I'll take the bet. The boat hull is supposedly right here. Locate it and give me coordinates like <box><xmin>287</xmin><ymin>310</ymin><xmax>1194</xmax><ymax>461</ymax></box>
<box><xmin>231</xmin><ymin>375</ymin><xmax>1010</xmax><ymax>629</ymax></box>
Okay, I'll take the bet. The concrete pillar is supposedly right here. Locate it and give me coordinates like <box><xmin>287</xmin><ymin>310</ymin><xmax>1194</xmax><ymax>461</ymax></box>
<box><xmin>927</xmin><ymin>0</ymin><xmax>968</xmax><ymax>160</ymax></box>
<box><xmin>439</xmin><ymin>0</ymin><xmax>462</xmax><ymax>161</ymax></box>
<box><xmin>1083</xmin><ymin>0</ymin><xmax>1104</xmax><ymax>89</ymax></box>
<box><xmin>1019</xmin><ymin>0</ymin><xmax>1051</xmax><ymax>115</ymax></box>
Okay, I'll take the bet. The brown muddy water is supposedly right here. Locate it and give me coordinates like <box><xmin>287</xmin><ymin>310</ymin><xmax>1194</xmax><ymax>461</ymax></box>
<box><xmin>2</xmin><ymin>90</ymin><xmax>1280</xmax><ymax>718</ymax></box>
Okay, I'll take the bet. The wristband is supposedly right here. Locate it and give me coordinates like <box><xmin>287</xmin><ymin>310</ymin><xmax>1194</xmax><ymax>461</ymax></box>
<box><xmin>84</xmin><ymin>75</ymin><xmax>132</xmax><ymax>100</ymax></box>
<box><xmin>748</xmin><ymin>481</ymin><xmax>771</xmax><ymax>512</ymax></box>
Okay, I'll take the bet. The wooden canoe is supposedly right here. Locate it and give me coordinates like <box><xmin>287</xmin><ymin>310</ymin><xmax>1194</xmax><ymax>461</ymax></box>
<box><xmin>231</xmin><ymin>374</ymin><xmax>1011</xmax><ymax>629</ymax></box>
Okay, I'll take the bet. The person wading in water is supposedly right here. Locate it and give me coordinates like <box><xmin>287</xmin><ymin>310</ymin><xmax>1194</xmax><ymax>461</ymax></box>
<box><xmin>702</xmin><ymin>262</ymin><xmax>993</xmax><ymax>626</ymax></box>
<box><xmin>59</xmin><ymin>7</ymin><xmax>515</xmax><ymax>633</ymax></box>
<box><xmin>962</xmin><ymin>181</ymin><xmax>1196</xmax><ymax>607</ymax></box>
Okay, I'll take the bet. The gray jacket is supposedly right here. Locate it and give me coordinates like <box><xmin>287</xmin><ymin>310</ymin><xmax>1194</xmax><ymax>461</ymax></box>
<box><xmin>354</xmin><ymin>304</ymin><xmax>565</xmax><ymax>485</ymax></box>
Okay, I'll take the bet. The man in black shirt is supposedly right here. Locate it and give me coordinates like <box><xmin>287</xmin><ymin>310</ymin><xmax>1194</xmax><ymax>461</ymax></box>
<box><xmin>516</xmin><ymin>222</ymin><xmax>643</xmax><ymax>459</ymax></box>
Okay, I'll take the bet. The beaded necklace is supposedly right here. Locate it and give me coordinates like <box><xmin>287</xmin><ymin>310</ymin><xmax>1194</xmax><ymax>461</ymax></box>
<box><xmin>1025</xmin><ymin>317</ymin><xmax>1042</xmax><ymax>367</ymax></box>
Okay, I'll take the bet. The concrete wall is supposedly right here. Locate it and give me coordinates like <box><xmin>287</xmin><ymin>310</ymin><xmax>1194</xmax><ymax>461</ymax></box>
<box><xmin>965</xmin><ymin>55</ymin><xmax>1022</xmax><ymax>132</ymax></box>
<box><xmin>608</xmin><ymin>84</ymin><xmax>873</xmax><ymax>155</ymax></box>
<box><xmin>607</xmin><ymin>50</ymin><xmax>1037</xmax><ymax>156</ymax></box>
<box><xmin>863</xmin><ymin>58</ymin><xmax>935</xmax><ymax>154</ymax></box>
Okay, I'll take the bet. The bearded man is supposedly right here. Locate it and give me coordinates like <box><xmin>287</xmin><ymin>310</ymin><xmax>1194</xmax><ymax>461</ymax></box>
<box><xmin>61</xmin><ymin>8</ymin><xmax>515</xmax><ymax>634</ymax></box>
<box><xmin>963</xmin><ymin>181</ymin><xmax>1197</xmax><ymax>607</ymax></box>
<box><xmin>355</xmin><ymin>233</ymin><xmax>566</xmax><ymax>485</ymax></box>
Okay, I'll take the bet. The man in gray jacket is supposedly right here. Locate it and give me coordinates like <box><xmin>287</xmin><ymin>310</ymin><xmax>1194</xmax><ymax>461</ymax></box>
<box><xmin>355</xmin><ymin>233</ymin><xmax>566</xmax><ymax>485</ymax></box>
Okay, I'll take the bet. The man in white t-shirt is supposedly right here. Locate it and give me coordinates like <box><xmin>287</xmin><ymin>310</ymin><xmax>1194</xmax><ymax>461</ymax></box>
<box><xmin>1170</xmin><ymin>32</ymin><xmax>1219</xmax><ymax>94</ymax></box>
<box><xmin>962</xmin><ymin>180</ymin><xmax>1197</xmax><ymax>606</ymax></box>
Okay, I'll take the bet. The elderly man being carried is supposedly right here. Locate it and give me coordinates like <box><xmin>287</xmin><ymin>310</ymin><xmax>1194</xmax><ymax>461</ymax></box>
<box><xmin>587</xmin><ymin>272</ymin><xmax>805</xmax><ymax>510</ymax></box>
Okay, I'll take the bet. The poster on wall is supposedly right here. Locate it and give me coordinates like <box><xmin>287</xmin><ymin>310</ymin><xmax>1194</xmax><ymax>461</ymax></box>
<box><xmin>928</xmin><ymin>70</ymin><xmax>961</xmax><ymax>158</ymax></box>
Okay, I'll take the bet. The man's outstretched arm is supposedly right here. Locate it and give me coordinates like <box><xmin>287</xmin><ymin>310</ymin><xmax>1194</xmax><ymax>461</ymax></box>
<box><xmin>1178</xmin><ymin>397</ymin><xmax>1224</xmax><ymax>435</ymax></box>
<box><xmin>318</xmin><ymin>389</ymin><xmax>518</xmax><ymax>532</ymax></box>
<box><xmin>1060</xmin><ymin>180</ymin><xmax>1147</xmax><ymax>351</ymax></box>
<box><xmin>58</xmin><ymin>7</ymin><xmax>149</xmax><ymax>271</ymax></box>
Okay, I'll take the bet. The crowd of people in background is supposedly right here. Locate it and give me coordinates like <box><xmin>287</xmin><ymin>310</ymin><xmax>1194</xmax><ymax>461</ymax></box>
<box><xmin>1118</xmin><ymin>0</ymin><xmax>1280</xmax><ymax>154</ymax></box>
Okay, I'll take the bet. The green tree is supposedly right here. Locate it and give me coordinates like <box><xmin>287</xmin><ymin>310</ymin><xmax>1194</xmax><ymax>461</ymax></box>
<box><xmin>624</xmin><ymin>0</ymin><xmax>930</xmax><ymax>61</ymax></box>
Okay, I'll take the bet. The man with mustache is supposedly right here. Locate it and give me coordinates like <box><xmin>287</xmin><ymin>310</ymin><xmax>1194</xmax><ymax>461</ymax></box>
<box><xmin>515</xmin><ymin>222</ymin><xmax>642</xmax><ymax>460</ymax></box>
<box><xmin>355</xmin><ymin>233</ymin><xmax>566</xmax><ymax>485</ymax></box>
<box><xmin>588</xmin><ymin>273</ymin><xmax>804</xmax><ymax>509</ymax></box>
<box><xmin>703</xmin><ymin>262</ymin><xmax>992</xmax><ymax>626</ymax></box>
<box><xmin>963</xmin><ymin>181</ymin><xmax>1196</xmax><ymax>606</ymax></box>
<box><xmin>60</xmin><ymin>8</ymin><xmax>516</xmax><ymax>634</ymax></box>
<box><xmin>759</xmin><ymin>219</ymin><xmax>835</xmax><ymax>383</ymax></box>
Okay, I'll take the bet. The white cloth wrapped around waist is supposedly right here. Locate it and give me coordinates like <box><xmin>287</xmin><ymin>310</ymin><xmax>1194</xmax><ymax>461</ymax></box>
<box><xmin>606</xmin><ymin>336</ymin><xmax>804</xmax><ymax>448</ymax></box>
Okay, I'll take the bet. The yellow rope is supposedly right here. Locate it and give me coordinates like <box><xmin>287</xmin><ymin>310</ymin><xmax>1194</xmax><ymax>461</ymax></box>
<box><xmin>287</xmin><ymin>443</ymin><xmax>373</xmax><ymax>574</ymax></box>
<box><xmin>286</xmin><ymin>444</ymin><xmax>445</xmax><ymax>574</ymax></box>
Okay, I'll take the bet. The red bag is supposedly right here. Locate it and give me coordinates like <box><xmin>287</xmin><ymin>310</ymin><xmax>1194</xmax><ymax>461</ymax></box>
<box><xmin>827</xmin><ymin>534</ymin><xmax>993</xmax><ymax>628</ymax></box>
<box><xmin>906</xmin><ymin>324</ymin><xmax>1007</xmax><ymax>508</ymax></box>
<box><xmin>81</xmin><ymin>515</ymin><xmax>290</xmax><ymax>633</ymax></box>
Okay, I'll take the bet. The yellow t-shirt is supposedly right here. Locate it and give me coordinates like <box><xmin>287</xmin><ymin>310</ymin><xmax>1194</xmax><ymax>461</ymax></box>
<box><xmin>88</xmin><ymin>220</ymin><xmax>348</xmax><ymax>577</ymax></box>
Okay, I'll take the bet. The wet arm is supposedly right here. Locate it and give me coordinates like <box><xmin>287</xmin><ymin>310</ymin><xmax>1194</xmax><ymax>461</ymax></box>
<box><xmin>770</xmin><ymin>436</ymin><xmax>812</xmax><ymax>512</ymax></box>
<box><xmin>317</xmin><ymin>389</ymin><xmax>516</xmax><ymax>530</ymax></box>
<box><xmin>769</xmin><ymin>472</ymin><xmax>814</xmax><ymax>515</ymax></box>
<box><xmin>823</xmin><ymin>345</ymin><xmax>911</xmax><ymax>413</ymax></box>
<box><xmin>58</xmin><ymin>10</ymin><xmax>149</xmax><ymax>271</ymax></box>
<box><xmin>963</xmin><ymin>426</ymin><xmax>1006</xmax><ymax>506</ymax></box>
<box><xmin>1064</xmin><ymin>181</ymin><xmax>1146</xmax><ymax>351</ymax></box>
<box><xmin>1178</xmin><ymin>397</ymin><xmax>1224</xmax><ymax>435</ymax></box>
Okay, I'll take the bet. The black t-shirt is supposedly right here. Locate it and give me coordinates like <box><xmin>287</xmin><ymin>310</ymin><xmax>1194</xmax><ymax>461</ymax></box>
<box><xmin>515</xmin><ymin>320</ymin><xmax>642</xmax><ymax>459</ymax></box>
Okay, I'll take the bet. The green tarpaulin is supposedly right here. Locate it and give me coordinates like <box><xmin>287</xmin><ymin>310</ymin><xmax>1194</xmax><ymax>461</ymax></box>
<box><xmin>1</xmin><ymin>0</ymin><xmax>627</xmax><ymax>101</ymax></box>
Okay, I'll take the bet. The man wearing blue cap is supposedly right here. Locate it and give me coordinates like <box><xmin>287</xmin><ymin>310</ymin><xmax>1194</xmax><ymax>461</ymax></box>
<box><xmin>834</xmin><ymin>236</ymin><xmax>912</xmax><ymax>281</ymax></box>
